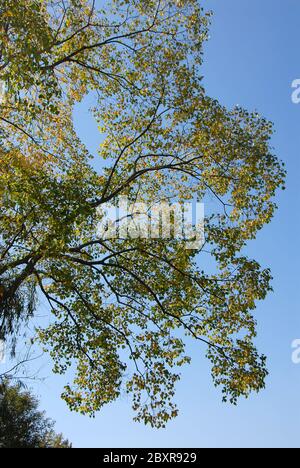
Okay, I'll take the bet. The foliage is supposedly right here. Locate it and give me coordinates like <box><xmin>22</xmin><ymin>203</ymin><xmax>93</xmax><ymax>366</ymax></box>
<box><xmin>0</xmin><ymin>380</ymin><xmax>71</xmax><ymax>448</ymax></box>
<box><xmin>0</xmin><ymin>0</ymin><xmax>285</xmax><ymax>427</ymax></box>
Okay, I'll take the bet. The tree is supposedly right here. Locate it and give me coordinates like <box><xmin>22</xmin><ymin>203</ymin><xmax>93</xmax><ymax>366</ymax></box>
<box><xmin>0</xmin><ymin>380</ymin><xmax>71</xmax><ymax>448</ymax></box>
<box><xmin>0</xmin><ymin>0</ymin><xmax>285</xmax><ymax>427</ymax></box>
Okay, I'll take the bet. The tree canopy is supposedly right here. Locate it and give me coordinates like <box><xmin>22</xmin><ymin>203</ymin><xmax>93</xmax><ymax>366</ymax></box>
<box><xmin>0</xmin><ymin>380</ymin><xmax>71</xmax><ymax>448</ymax></box>
<box><xmin>0</xmin><ymin>0</ymin><xmax>285</xmax><ymax>427</ymax></box>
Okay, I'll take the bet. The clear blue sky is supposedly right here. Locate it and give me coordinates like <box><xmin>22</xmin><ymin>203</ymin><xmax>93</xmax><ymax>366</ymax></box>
<box><xmin>13</xmin><ymin>0</ymin><xmax>300</xmax><ymax>448</ymax></box>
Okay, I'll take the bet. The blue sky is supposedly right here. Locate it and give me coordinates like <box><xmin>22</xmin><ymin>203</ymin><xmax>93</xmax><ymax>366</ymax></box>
<box><xmin>6</xmin><ymin>0</ymin><xmax>300</xmax><ymax>448</ymax></box>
